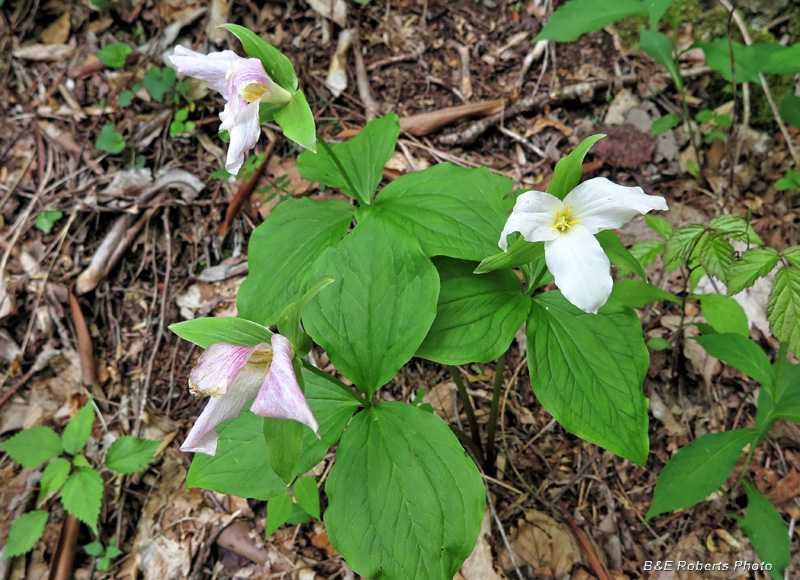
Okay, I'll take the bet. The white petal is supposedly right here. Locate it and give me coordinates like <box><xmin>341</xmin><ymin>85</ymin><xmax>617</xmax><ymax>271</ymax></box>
<box><xmin>224</xmin><ymin>99</ymin><xmax>262</xmax><ymax>175</ymax></box>
<box><xmin>188</xmin><ymin>343</ymin><xmax>262</xmax><ymax>396</ymax></box>
<box><xmin>565</xmin><ymin>177</ymin><xmax>669</xmax><ymax>233</ymax></box>
<box><xmin>499</xmin><ymin>190</ymin><xmax>562</xmax><ymax>250</ymax></box>
<box><xmin>251</xmin><ymin>334</ymin><xmax>320</xmax><ymax>437</ymax></box>
<box><xmin>545</xmin><ymin>226</ymin><xmax>612</xmax><ymax>314</ymax></box>
<box><xmin>168</xmin><ymin>47</ymin><xmax>239</xmax><ymax>97</ymax></box>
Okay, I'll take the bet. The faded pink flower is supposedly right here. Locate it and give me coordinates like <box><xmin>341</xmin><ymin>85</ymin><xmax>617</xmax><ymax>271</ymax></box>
<box><xmin>168</xmin><ymin>46</ymin><xmax>292</xmax><ymax>175</ymax></box>
<box><xmin>182</xmin><ymin>334</ymin><xmax>319</xmax><ymax>456</ymax></box>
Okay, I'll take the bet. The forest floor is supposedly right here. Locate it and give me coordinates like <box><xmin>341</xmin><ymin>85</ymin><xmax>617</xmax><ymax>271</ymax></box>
<box><xmin>1</xmin><ymin>0</ymin><xmax>800</xmax><ymax>579</ymax></box>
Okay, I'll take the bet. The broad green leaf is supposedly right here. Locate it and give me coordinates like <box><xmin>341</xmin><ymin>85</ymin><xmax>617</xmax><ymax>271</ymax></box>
<box><xmin>263</xmin><ymin>417</ymin><xmax>303</xmax><ymax>483</ymax></box>
<box><xmin>596</xmin><ymin>230</ymin><xmax>646</xmax><ymax>280</ymax></box>
<box><xmin>775</xmin><ymin>362</ymin><xmax>800</xmax><ymax>409</ymax></box>
<box><xmin>695</xmin><ymin>294</ymin><xmax>749</xmax><ymax>336</ymax></box>
<box><xmin>96</xmin><ymin>42</ymin><xmax>130</xmax><ymax>68</ymax></box>
<box><xmin>734</xmin><ymin>482</ymin><xmax>790</xmax><ymax>580</ymax></box>
<box><xmin>647</xmin><ymin>337</ymin><xmax>672</xmax><ymax>350</ymax></box>
<box><xmin>626</xmin><ymin>239</ymin><xmax>665</xmax><ymax>272</ymax></box>
<box><xmin>276</xmin><ymin>276</ymin><xmax>335</xmax><ymax>354</ymax></box>
<box><xmin>527</xmin><ymin>292</ymin><xmax>650</xmax><ymax>465</ymax></box>
<box><xmin>84</xmin><ymin>541</ymin><xmax>104</xmax><ymax>557</ymax></box>
<box><xmin>61</xmin><ymin>467</ymin><xmax>104</xmax><ymax>534</ymax></box>
<box><xmin>651</xmin><ymin>113</ymin><xmax>682</xmax><ymax>136</ymax></box>
<box><xmin>143</xmin><ymin>66</ymin><xmax>175</xmax><ymax>102</ymax></box>
<box><xmin>417</xmin><ymin>257</ymin><xmax>530</xmax><ymax>365</ymax></box>
<box><xmin>475</xmin><ymin>238</ymin><xmax>544</xmax><ymax>274</ymax></box>
<box><xmin>780</xmin><ymin>95</ymin><xmax>800</xmax><ymax>129</ymax></box>
<box><xmin>293</xmin><ymin>476</ymin><xmax>320</xmax><ymax>519</ymax></box>
<box><xmin>62</xmin><ymin>400</ymin><xmax>95</xmax><ymax>455</ymax></box>
<box><xmin>237</xmin><ymin>198</ymin><xmax>354</xmax><ymax>327</ymax></box>
<box><xmin>1</xmin><ymin>426</ymin><xmax>63</xmax><ymax>468</ymax></box>
<box><xmin>265</xmin><ymin>492</ymin><xmax>293</xmax><ymax>537</ymax></box>
<box><xmin>105</xmin><ymin>436</ymin><xmax>161</xmax><ymax>474</ymax></box>
<box><xmin>297</xmin><ymin>115</ymin><xmax>399</xmax><ymax>206</ymax></box>
<box><xmin>767</xmin><ymin>267</ymin><xmax>800</xmax><ymax>357</ymax></box>
<box><xmin>645</xmin><ymin>214</ymin><xmax>673</xmax><ymax>240</ymax></box>
<box><xmin>728</xmin><ymin>247</ymin><xmax>780</xmax><ymax>295</ymax></box>
<box><xmin>170</xmin><ymin>317</ymin><xmax>273</xmax><ymax>349</ymax></box>
<box><xmin>547</xmin><ymin>134</ymin><xmax>606</xmax><ymax>199</ymax></box>
<box><xmin>692</xmin><ymin>334</ymin><xmax>773</xmax><ymax>389</ymax></box>
<box><xmin>274</xmin><ymin>89</ymin><xmax>316</xmax><ymax>152</ymax></box>
<box><xmin>303</xmin><ymin>217</ymin><xmax>439</xmax><ymax>397</ymax></box>
<box><xmin>698</xmin><ymin>234</ymin><xmax>734</xmax><ymax>284</ymax></box>
<box><xmin>644</xmin><ymin>0</ymin><xmax>673</xmax><ymax>29</ymax></box>
<box><xmin>5</xmin><ymin>510</ymin><xmax>49</xmax><ymax>557</ymax></box>
<box><xmin>608</xmin><ymin>279</ymin><xmax>678</xmax><ymax>309</ymax></box>
<box><xmin>775</xmin><ymin>170</ymin><xmax>800</xmax><ymax>191</ymax></box>
<box><xmin>708</xmin><ymin>215</ymin><xmax>763</xmax><ymax>245</ymax></box>
<box><xmin>646</xmin><ymin>429</ymin><xmax>755</xmax><ymax>520</ymax></box>
<box><xmin>325</xmin><ymin>403</ymin><xmax>484</xmax><ymax>580</ymax></box>
<box><xmin>38</xmin><ymin>457</ymin><xmax>71</xmax><ymax>503</ymax></box>
<box><xmin>72</xmin><ymin>455</ymin><xmax>90</xmax><ymax>468</ymax></box>
<box><xmin>761</xmin><ymin>42</ymin><xmax>800</xmax><ymax>75</ymax></box>
<box><xmin>186</xmin><ymin>369</ymin><xmax>360</xmax><ymax>500</ymax></box>
<box><xmin>220</xmin><ymin>24</ymin><xmax>298</xmax><ymax>91</ymax></box>
<box><xmin>663</xmin><ymin>224</ymin><xmax>705</xmax><ymax>271</ymax></box>
<box><xmin>640</xmin><ymin>30</ymin><xmax>682</xmax><ymax>91</ymax></box>
<box><xmin>534</xmin><ymin>0</ymin><xmax>647</xmax><ymax>42</ymax></box>
<box><xmin>775</xmin><ymin>408</ymin><xmax>800</xmax><ymax>423</ymax></box>
<box><xmin>373</xmin><ymin>163</ymin><xmax>511</xmax><ymax>261</ymax></box>
<box><xmin>694</xmin><ymin>40</ymin><xmax>784</xmax><ymax>83</ymax></box>
<box><xmin>783</xmin><ymin>246</ymin><xmax>800</xmax><ymax>269</ymax></box>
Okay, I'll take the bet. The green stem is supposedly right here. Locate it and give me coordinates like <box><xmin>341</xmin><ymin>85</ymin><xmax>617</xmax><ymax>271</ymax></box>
<box><xmin>448</xmin><ymin>365</ymin><xmax>484</xmax><ymax>455</ymax></box>
<box><xmin>775</xmin><ymin>341</ymin><xmax>788</xmax><ymax>387</ymax></box>
<box><xmin>484</xmin><ymin>353</ymin><xmax>506</xmax><ymax>476</ymax></box>
<box><xmin>450</xmin><ymin>425</ymin><xmax>485</xmax><ymax>466</ymax></box>
<box><xmin>316</xmin><ymin>132</ymin><xmax>361</xmax><ymax>201</ymax></box>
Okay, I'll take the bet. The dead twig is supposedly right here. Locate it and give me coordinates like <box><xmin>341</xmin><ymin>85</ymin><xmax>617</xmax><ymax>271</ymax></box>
<box><xmin>353</xmin><ymin>21</ymin><xmax>380</xmax><ymax>121</ymax></box>
<box><xmin>217</xmin><ymin>139</ymin><xmax>274</xmax><ymax>235</ymax></box>
<box><xmin>47</xmin><ymin>513</ymin><xmax>81</xmax><ymax>580</ymax></box>
<box><xmin>566</xmin><ymin>515</ymin><xmax>612</xmax><ymax>580</ymax></box>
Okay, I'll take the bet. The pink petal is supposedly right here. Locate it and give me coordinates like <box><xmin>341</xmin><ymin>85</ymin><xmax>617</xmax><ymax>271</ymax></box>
<box><xmin>251</xmin><ymin>335</ymin><xmax>320</xmax><ymax>437</ymax></box>
<box><xmin>188</xmin><ymin>343</ymin><xmax>264</xmax><ymax>396</ymax></box>
<box><xmin>168</xmin><ymin>46</ymin><xmax>240</xmax><ymax>97</ymax></box>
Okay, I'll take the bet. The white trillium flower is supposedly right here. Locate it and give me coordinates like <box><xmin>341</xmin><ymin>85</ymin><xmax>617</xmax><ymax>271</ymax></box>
<box><xmin>168</xmin><ymin>46</ymin><xmax>293</xmax><ymax>175</ymax></box>
<box><xmin>182</xmin><ymin>334</ymin><xmax>319</xmax><ymax>456</ymax></box>
<box><xmin>499</xmin><ymin>177</ymin><xmax>669</xmax><ymax>314</ymax></box>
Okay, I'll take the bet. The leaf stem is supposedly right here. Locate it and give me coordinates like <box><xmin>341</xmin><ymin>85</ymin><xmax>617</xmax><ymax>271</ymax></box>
<box><xmin>484</xmin><ymin>353</ymin><xmax>506</xmax><ymax>476</ymax></box>
<box><xmin>315</xmin><ymin>132</ymin><xmax>361</xmax><ymax>202</ymax></box>
<box><xmin>448</xmin><ymin>365</ymin><xmax>484</xmax><ymax>455</ymax></box>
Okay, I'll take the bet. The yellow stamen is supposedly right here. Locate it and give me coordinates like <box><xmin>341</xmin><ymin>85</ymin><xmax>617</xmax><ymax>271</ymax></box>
<box><xmin>239</xmin><ymin>81</ymin><xmax>270</xmax><ymax>103</ymax></box>
<box><xmin>553</xmin><ymin>207</ymin><xmax>579</xmax><ymax>231</ymax></box>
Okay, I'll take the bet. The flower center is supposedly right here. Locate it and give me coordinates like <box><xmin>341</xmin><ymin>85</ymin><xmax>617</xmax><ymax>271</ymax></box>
<box><xmin>553</xmin><ymin>207</ymin><xmax>579</xmax><ymax>231</ymax></box>
<box><xmin>239</xmin><ymin>81</ymin><xmax>270</xmax><ymax>103</ymax></box>
<box><xmin>246</xmin><ymin>349</ymin><xmax>274</xmax><ymax>381</ymax></box>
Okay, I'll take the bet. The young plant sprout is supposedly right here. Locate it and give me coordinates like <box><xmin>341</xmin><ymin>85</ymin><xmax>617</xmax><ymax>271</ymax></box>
<box><xmin>182</xmin><ymin>334</ymin><xmax>319</xmax><ymax>456</ymax></box>
<box><xmin>499</xmin><ymin>177</ymin><xmax>668</xmax><ymax>313</ymax></box>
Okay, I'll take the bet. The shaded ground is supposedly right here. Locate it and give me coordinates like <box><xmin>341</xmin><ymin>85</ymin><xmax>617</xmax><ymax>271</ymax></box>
<box><xmin>1</xmin><ymin>0</ymin><xmax>800</xmax><ymax>579</ymax></box>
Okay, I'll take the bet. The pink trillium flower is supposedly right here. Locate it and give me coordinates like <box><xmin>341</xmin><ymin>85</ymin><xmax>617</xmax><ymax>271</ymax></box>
<box><xmin>168</xmin><ymin>46</ymin><xmax>292</xmax><ymax>175</ymax></box>
<box><xmin>499</xmin><ymin>177</ymin><xmax>668</xmax><ymax>314</ymax></box>
<box><xmin>181</xmin><ymin>334</ymin><xmax>319</xmax><ymax>456</ymax></box>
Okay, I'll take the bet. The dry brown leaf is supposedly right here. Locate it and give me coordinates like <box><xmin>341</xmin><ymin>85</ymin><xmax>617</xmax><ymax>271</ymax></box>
<box><xmin>500</xmin><ymin>510</ymin><xmax>582</xmax><ymax>577</ymax></box>
<box><xmin>13</xmin><ymin>43</ymin><xmax>74</xmax><ymax>61</ymax></box>
<box><xmin>325</xmin><ymin>29</ymin><xmax>353</xmax><ymax>98</ymax></box>
<box><xmin>306</xmin><ymin>0</ymin><xmax>348</xmax><ymax>26</ymax></box>
<box><xmin>40</xmin><ymin>13</ymin><xmax>71</xmax><ymax>44</ymax></box>
<box><xmin>650</xmin><ymin>532</ymin><xmax>754</xmax><ymax>580</ymax></box>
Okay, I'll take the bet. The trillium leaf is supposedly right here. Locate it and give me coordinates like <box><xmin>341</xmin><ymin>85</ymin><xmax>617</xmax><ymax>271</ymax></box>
<box><xmin>417</xmin><ymin>257</ymin><xmax>530</xmax><ymax>365</ymax></box>
<box><xmin>767</xmin><ymin>266</ymin><xmax>800</xmax><ymax>357</ymax></box>
<box><xmin>220</xmin><ymin>24</ymin><xmax>298</xmax><ymax>91</ymax></box>
<box><xmin>733</xmin><ymin>482</ymin><xmax>790</xmax><ymax>580</ymax></box>
<box><xmin>265</xmin><ymin>491</ymin><xmax>293</xmax><ymax>537</ymax></box>
<box><xmin>547</xmin><ymin>134</ymin><xmax>606</xmax><ymax>199</ymax></box>
<box><xmin>297</xmin><ymin>114</ymin><xmax>399</xmax><ymax>206</ymax></box>
<box><xmin>608</xmin><ymin>279</ymin><xmax>678</xmax><ymax>309</ymax></box>
<box><xmin>170</xmin><ymin>317</ymin><xmax>273</xmax><ymax>349</ymax></box>
<box><xmin>527</xmin><ymin>291</ymin><xmax>650</xmax><ymax>465</ymax></box>
<box><xmin>263</xmin><ymin>416</ymin><xmax>303</xmax><ymax>483</ymax></box>
<box><xmin>186</xmin><ymin>369</ymin><xmax>359</xmax><ymax>500</ymax></box>
<box><xmin>692</xmin><ymin>334</ymin><xmax>773</xmax><ymax>390</ymax></box>
<box><xmin>595</xmin><ymin>230</ymin><xmax>647</xmax><ymax>280</ymax></box>
<box><xmin>293</xmin><ymin>476</ymin><xmax>320</xmax><ymax>519</ymax></box>
<box><xmin>303</xmin><ymin>217</ymin><xmax>439</xmax><ymax>397</ymax></box>
<box><xmin>646</xmin><ymin>429</ymin><xmax>755</xmax><ymax>520</ymax></box>
<box><xmin>237</xmin><ymin>198</ymin><xmax>354</xmax><ymax>327</ymax></box>
<box><xmin>325</xmin><ymin>402</ymin><xmax>484</xmax><ymax>580</ymax></box>
<box><xmin>475</xmin><ymin>237</ymin><xmax>544</xmax><ymax>274</ymax></box>
<box><xmin>373</xmin><ymin>163</ymin><xmax>511</xmax><ymax>261</ymax></box>
<box><xmin>274</xmin><ymin>89</ymin><xmax>317</xmax><ymax>152</ymax></box>
<box><xmin>533</xmin><ymin>0</ymin><xmax>647</xmax><ymax>42</ymax></box>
